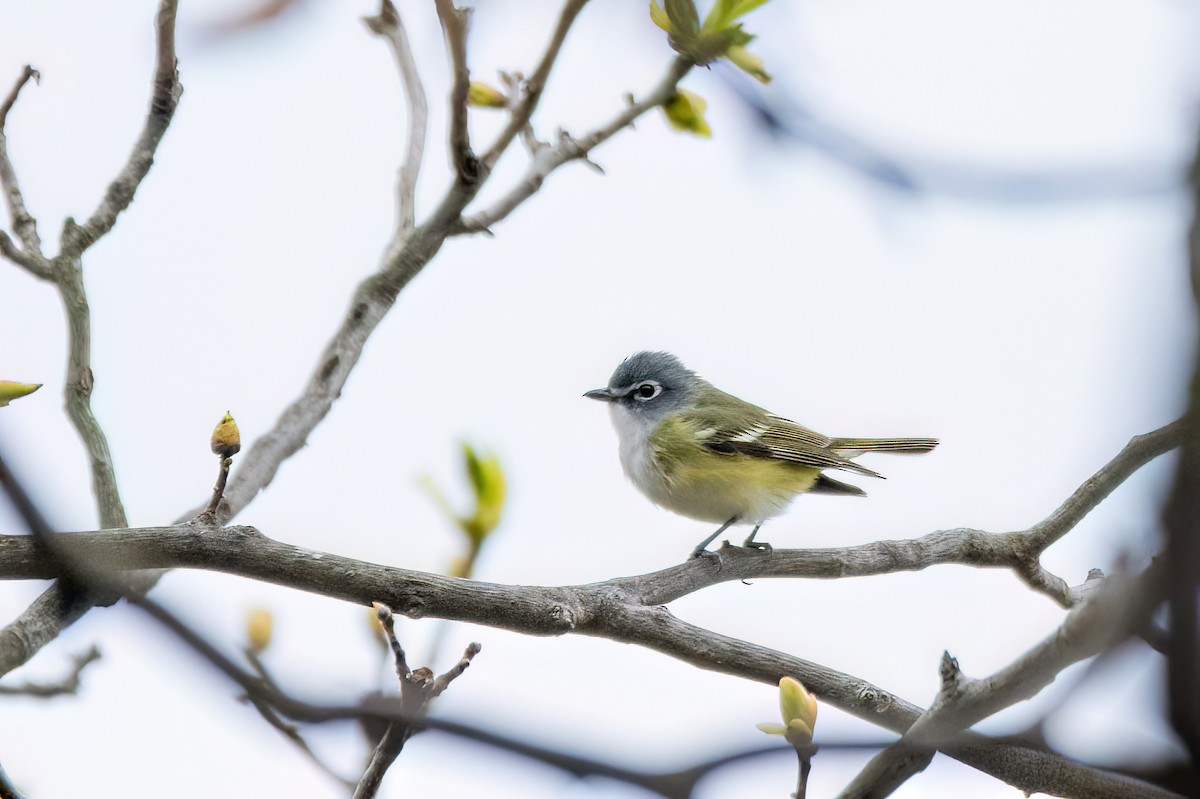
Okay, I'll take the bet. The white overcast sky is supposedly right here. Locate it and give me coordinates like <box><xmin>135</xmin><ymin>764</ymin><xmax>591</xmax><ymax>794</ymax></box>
<box><xmin>1</xmin><ymin>0</ymin><xmax>1198</xmax><ymax>797</ymax></box>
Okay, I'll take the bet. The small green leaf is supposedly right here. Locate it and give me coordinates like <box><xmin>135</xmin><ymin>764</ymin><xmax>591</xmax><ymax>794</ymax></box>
<box><xmin>0</xmin><ymin>381</ymin><xmax>41</xmax><ymax>408</ymax></box>
<box><xmin>649</xmin><ymin>0</ymin><xmax>671</xmax><ymax>32</ymax></box>
<box><xmin>704</xmin><ymin>0</ymin><xmax>770</xmax><ymax>31</ymax></box>
<box><xmin>661</xmin><ymin>89</ymin><xmax>712</xmax><ymax>138</ymax></box>
<box><xmin>726</xmin><ymin>45</ymin><xmax>771</xmax><ymax>83</ymax></box>
<box><xmin>463</xmin><ymin>443</ymin><xmax>488</xmax><ymax>499</ymax></box>
<box><xmin>728</xmin><ymin>0</ymin><xmax>771</xmax><ymax>22</ymax></box>
<box><xmin>667</xmin><ymin>0</ymin><xmax>700</xmax><ymax>47</ymax></box>
<box><xmin>701</xmin><ymin>0</ymin><xmax>736</xmax><ymax>32</ymax></box>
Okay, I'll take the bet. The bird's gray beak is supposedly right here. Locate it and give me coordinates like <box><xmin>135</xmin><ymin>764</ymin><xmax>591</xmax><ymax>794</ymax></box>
<box><xmin>584</xmin><ymin>387</ymin><xmax>617</xmax><ymax>402</ymax></box>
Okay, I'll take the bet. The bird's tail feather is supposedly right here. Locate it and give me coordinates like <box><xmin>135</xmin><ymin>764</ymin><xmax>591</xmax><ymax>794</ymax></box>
<box><xmin>830</xmin><ymin>437</ymin><xmax>939</xmax><ymax>454</ymax></box>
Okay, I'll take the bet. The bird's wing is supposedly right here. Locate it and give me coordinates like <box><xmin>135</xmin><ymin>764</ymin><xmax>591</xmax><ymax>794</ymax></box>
<box><xmin>688</xmin><ymin>402</ymin><xmax>882</xmax><ymax>479</ymax></box>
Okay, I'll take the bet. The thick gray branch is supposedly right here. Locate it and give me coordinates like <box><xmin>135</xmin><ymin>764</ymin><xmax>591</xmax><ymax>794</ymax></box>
<box><xmin>0</xmin><ymin>524</ymin><xmax>1177</xmax><ymax>798</ymax></box>
<box><xmin>2</xmin><ymin>523</ymin><xmax>1171</xmax><ymax>796</ymax></box>
<box><xmin>1160</xmin><ymin>117</ymin><xmax>1200</xmax><ymax>765</ymax></box>
<box><xmin>0</xmin><ymin>586</ymin><xmax>98</xmax><ymax>678</ymax></box>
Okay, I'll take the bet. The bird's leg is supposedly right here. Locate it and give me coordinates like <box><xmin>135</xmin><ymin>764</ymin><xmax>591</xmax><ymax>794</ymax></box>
<box><xmin>691</xmin><ymin>516</ymin><xmax>738</xmax><ymax>558</ymax></box>
<box><xmin>742</xmin><ymin>524</ymin><xmax>772</xmax><ymax>552</ymax></box>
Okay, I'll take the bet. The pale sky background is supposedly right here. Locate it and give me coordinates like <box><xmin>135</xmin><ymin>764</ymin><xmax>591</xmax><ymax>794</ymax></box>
<box><xmin>1</xmin><ymin>0</ymin><xmax>1198</xmax><ymax>797</ymax></box>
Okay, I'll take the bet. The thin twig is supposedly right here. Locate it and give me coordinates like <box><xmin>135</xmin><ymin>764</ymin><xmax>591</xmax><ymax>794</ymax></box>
<box><xmin>1029</xmin><ymin>419</ymin><xmax>1189</xmax><ymax>549</ymax></box>
<box><xmin>60</xmin><ymin>0</ymin><xmax>181</xmax><ymax>256</ymax></box>
<box><xmin>434</xmin><ymin>0</ymin><xmax>477</xmax><ymax>183</ymax></box>
<box><xmin>0</xmin><ymin>645</ymin><xmax>100</xmax><ymax>697</ymax></box>
<box><xmin>0</xmin><ymin>230</ymin><xmax>48</xmax><ymax>277</ymax></box>
<box><xmin>242</xmin><ymin>651</ymin><xmax>356</xmax><ymax>790</ymax></box>
<box><xmin>355</xmin><ymin>605</ymin><xmax>481</xmax><ymax>799</ymax></box>
<box><xmin>480</xmin><ymin>0</ymin><xmax>591</xmax><ymax>171</ymax></box>
<box><xmin>130</xmin><ymin>591</ymin><xmax>789</xmax><ymax>798</ymax></box>
<box><xmin>0</xmin><ymin>65</ymin><xmax>44</xmax><ymax>259</ymax></box>
<box><xmin>373</xmin><ymin>602</ymin><xmax>411</xmax><ymax>685</ymax></box>
<box><xmin>365</xmin><ymin>0</ymin><xmax>427</xmax><ymax>245</ymax></box>
<box><xmin>454</xmin><ymin>57</ymin><xmax>692</xmax><ymax>235</ymax></box>
<box><xmin>202</xmin><ymin>457</ymin><xmax>234</xmax><ymax>518</ymax></box>
<box><xmin>431</xmin><ymin>641</ymin><xmax>481</xmax><ymax>698</ymax></box>
<box><xmin>837</xmin><ymin>567</ymin><xmax>1165</xmax><ymax>798</ymax></box>
<box><xmin>795</xmin><ymin>746</ymin><xmax>816</xmax><ymax>799</ymax></box>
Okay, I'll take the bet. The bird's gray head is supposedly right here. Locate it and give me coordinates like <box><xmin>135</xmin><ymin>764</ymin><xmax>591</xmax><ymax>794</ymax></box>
<box><xmin>584</xmin><ymin>351</ymin><xmax>697</xmax><ymax>420</ymax></box>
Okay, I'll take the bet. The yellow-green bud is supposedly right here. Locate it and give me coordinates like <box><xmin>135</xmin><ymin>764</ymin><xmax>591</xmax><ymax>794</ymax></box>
<box><xmin>467</xmin><ymin>81</ymin><xmax>507</xmax><ymax>109</ymax></box>
<box><xmin>757</xmin><ymin>676</ymin><xmax>818</xmax><ymax>748</ymax></box>
<box><xmin>211</xmin><ymin>411</ymin><xmax>241</xmax><ymax>458</ymax></box>
<box><xmin>661</xmin><ymin>89</ymin><xmax>712</xmax><ymax>138</ymax></box>
<box><xmin>245</xmin><ymin>607</ymin><xmax>273</xmax><ymax>654</ymax></box>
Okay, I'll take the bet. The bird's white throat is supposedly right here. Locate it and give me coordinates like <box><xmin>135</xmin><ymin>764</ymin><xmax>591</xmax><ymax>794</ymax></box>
<box><xmin>608</xmin><ymin>403</ymin><xmax>662</xmax><ymax>495</ymax></box>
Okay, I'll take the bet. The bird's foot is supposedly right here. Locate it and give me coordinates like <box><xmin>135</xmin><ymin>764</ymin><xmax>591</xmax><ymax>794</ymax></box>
<box><xmin>742</xmin><ymin>539</ymin><xmax>773</xmax><ymax>553</ymax></box>
<box><xmin>741</xmin><ymin>524</ymin><xmax>772</xmax><ymax>553</ymax></box>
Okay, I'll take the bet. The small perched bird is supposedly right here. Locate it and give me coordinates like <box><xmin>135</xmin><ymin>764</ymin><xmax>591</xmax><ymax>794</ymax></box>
<box><xmin>585</xmin><ymin>351</ymin><xmax>938</xmax><ymax>557</ymax></box>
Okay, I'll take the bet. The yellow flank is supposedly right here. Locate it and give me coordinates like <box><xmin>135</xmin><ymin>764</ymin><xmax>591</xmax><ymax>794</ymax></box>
<box><xmin>646</xmin><ymin>415</ymin><xmax>820</xmax><ymax>523</ymax></box>
<box><xmin>669</xmin><ymin>443</ymin><xmax>821</xmax><ymax>493</ymax></box>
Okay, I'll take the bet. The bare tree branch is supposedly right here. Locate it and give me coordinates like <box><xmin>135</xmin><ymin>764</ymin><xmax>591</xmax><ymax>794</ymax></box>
<box><xmin>124</xmin><ymin>583</ymin><xmax>1168</xmax><ymax>799</ymax></box>
<box><xmin>0</xmin><ymin>520</ymin><xmax>1177</xmax><ymax>798</ymax></box>
<box><xmin>207</xmin><ymin>1</ymin><xmax>622</xmax><ymax>522</ymax></box>
<box><xmin>0</xmin><ymin>760</ymin><xmax>26</xmax><ymax>799</ymax></box>
<box><xmin>480</xmin><ymin>0</ymin><xmax>591</xmax><ymax>172</ymax></box>
<box><xmin>0</xmin><ymin>0</ymin><xmax>181</xmax><ymax>679</ymax></box>
<box><xmin>434</xmin><ymin>0</ymin><xmax>477</xmax><ymax>184</ymax></box>
<box><xmin>839</xmin><ymin>565</ymin><xmax>1163</xmax><ymax>798</ymax></box>
<box><xmin>2</xmin><ymin>407</ymin><xmax>1180</xmax><ymax>799</ymax></box>
<box><xmin>242</xmin><ymin>650</ymin><xmax>356</xmax><ymax>790</ymax></box>
<box><xmin>624</xmin><ymin>418</ymin><xmax>1183</xmax><ymax>610</ymax></box>
<box><xmin>364</xmin><ymin>0</ymin><xmax>427</xmax><ymax>246</ymax></box>
<box><xmin>454</xmin><ymin>57</ymin><xmax>693</xmax><ymax>236</ymax></box>
<box><xmin>0</xmin><ymin>65</ymin><xmax>44</xmax><ymax>261</ymax></box>
<box><xmin>59</xmin><ymin>0</ymin><xmax>181</xmax><ymax>256</ymax></box>
<box><xmin>122</xmin><ymin>589</ymin><xmax>768</xmax><ymax>799</ymax></box>
<box><xmin>354</xmin><ymin>604</ymin><xmax>481</xmax><ymax>799</ymax></box>
<box><xmin>0</xmin><ymin>646</ymin><xmax>100</xmax><ymax>698</ymax></box>
<box><xmin>0</xmin><ymin>230</ymin><xmax>47</xmax><ymax>277</ymax></box>
<box><xmin>55</xmin><ymin>270</ymin><xmax>127</xmax><ymax>530</ymax></box>
<box><xmin>1161</xmin><ymin>121</ymin><xmax>1200</xmax><ymax>768</ymax></box>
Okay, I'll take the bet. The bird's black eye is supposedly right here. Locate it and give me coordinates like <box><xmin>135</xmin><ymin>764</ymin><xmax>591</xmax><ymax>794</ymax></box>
<box><xmin>634</xmin><ymin>382</ymin><xmax>662</xmax><ymax>401</ymax></box>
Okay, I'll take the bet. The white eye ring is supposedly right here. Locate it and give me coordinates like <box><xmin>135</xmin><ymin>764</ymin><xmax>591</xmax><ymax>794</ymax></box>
<box><xmin>633</xmin><ymin>381</ymin><xmax>662</xmax><ymax>401</ymax></box>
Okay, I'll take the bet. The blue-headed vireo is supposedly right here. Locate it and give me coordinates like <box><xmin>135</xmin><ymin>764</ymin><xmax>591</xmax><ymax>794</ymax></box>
<box><xmin>585</xmin><ymin>351</ymin><xmax>938</xmax><ymax>557</ymax></box>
